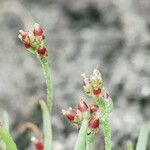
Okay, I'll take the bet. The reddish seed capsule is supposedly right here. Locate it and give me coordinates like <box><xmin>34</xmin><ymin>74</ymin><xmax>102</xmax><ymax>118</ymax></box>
<box><xmin>78</xmin><ymin>101</ymin><xmax>88</xmax><ymax>112</ymax></box>
<box><xmin>65</xmin><ymin>109</ymin><xmax>77</xmax><ymax>121</ymax></box>
<box><xmin>24</xmin><ymin>43</ymin><xmax>31</xmax><ymax>48</ymax></box>
<box><xmin>37</xmin><ymin>47</ymin><xmax>48</xmax><ymax>56</ymax></box>
<box><xmin>35</xmin><ymin>141</ymin><xmax>44</xmax><ymax>150</ymax></box>
<box><xmin>19</xmin><ymin>31</ymin><xmax>30</xmax><ymax>44</ymax></box>
<box><xmin>31</xmin><ymin>137</ymin><xmax>44</xmax><ymax>150</ymax></box>
<box><xmin>90</xmin><ymin>105</ymin><xmax>99</xmax><ymax>113</ymax></box>
<box><xmin>33</xmin><ymin>23</ymin><xmax>44</xmax><ymax>37</ymax></box>
<box><xmin>89</xmin><ymin>118</ymin><xmax>99</xmax><ymax>129</ymax></box>
<box><xmin>93</xmin><ymin>88</ymin><xmax>101</xmax><ymax>96</ymax></box>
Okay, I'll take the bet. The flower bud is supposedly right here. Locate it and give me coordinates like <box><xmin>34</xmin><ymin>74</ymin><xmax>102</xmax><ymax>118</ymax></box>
<box><xmin>24</xmin><ymin>43</ymin><xmax>31</xmax><ymax>48</ymax></box>
<box><xmin>31</xmin><ymin>137</ymin><xmax>44</xmax><ymax>150</ymax></box>
<box><xmin>62</xmin><ymin>108</ymin><xmax>77</xmax><ymax>121</ymax></box>
<box><xmin>33</xmin><ymin>23</ymin><xmax>44</xmax><ymax>39</ymax></box>
<box><xmin>88</xmin><ymin>118</ymin><xmax>99</xmax><ymax>129</ymax></box>
<box><xmin>90</xmin><ymin>105</ymin><xmax>99</xmax><ymax>113</ymax></box>
<box><xmin>77</xmin><ymin>100</ymin><xmax>89</xmax><ymax>112</ymax></box>
<box><xmin>19</xmin><ymin>30</ymin><xmax>31</xmax><ymax>44</ymax></box>
<box><xmin>93</xmin><ymin>87</ymin><xmax>101</xmax><ymax>96</ymax></box>
<box><xmin>37</xmin><ymin>47</ymin><xmax>48</xmax><ymax>57</ymax></box>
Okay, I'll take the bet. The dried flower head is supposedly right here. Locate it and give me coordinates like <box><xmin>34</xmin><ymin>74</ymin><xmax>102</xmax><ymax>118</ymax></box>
<box><xmin>18</xmin><ymin>23</ymin><xmax>48</xmax><ymax>60</ymax></box>
<box><xmin>62</xmin><ymin>99</ymin><xmax>100</xmax><ymax>134</ymax></box>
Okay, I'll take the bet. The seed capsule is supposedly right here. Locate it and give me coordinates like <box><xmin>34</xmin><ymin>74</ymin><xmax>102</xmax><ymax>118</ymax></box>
<box><xmin>33</xmin><ymin>23</ymin><xmax>44</xmax><ymax>38</ymax></box>
<box><xmin>35</xmin><ymin>141</ymin><xmax>44</xmax><ymax>150</ymax></box>
<box><xmin>90</xmin><ymin>105</ymin><xmax>99</xmax><ymax>113</ymax></box>
<box><xmin>62</xmin><ymin>109</ymin><xmax>77</xmax><ymax>121</ymax></box>
<box><xmin>77</xmin><ymin>101</ymin><xmax>88</xmax><ymax>112</ymax></box>
<box><xmin>37</xmin><ymin>47</ymin><xmax>48</xmax><ymax>56</ymax></box>
<box><xmin>93</xmin><ymin>88</ymin><xmax>101</xmax><ymax>96</ymax></box>
<box><xmin>19</xmin><ymin>30</ymin><xmax>30</xmax><ymax>44</ymax></box>
<box><xmin>31</xmin><ymin>137</ymin><xmax>44</xmax><ymax>150</ymax></box>
<box><xmin>89</xmin><ymin>118</ymin><xmax>99</xmax><ymax>129</ymax></box>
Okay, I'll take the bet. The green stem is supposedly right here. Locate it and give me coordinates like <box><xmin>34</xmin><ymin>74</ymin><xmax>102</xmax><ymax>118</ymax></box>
<box><xmin>86</xmin><ymin>141</ymin><xmax>92</xmax><ymax>150</ymax></box>
<box><xmin>126</xmin><ymin>141</ymin><xmax>134</xmax><ymax>150</ymax></box>
<box><xmin>136</xmin><ymin>125</ymin><xmax>149</xmax><ymax>150</ymax></box>
<box><xmin>103</xmin><ymin>118</ymin><xmax>111</xmax><ymax>150</ymax></box>
<box><xmin>40</xmin><ymin>60</ymin><xmax>53</xmax><ymax>113</ymax></box>
<box><xmin>74</xmin><ymin>119</ymin><xmax>88</xmax><ymax>150</ymax></box>
<box><xmin>0</xmin><ymin>126</ymin><xmax>17</xmax><ymax>150</ymax></box>
<box><xmin>40</xmin><ymin>100</ymin><xmax>52</xmax><ymax>150</ymax></box>
<box><xmin>3</xmin><ymin>111</ymin><xmax>10</xmax><ymax>131</ymax></box>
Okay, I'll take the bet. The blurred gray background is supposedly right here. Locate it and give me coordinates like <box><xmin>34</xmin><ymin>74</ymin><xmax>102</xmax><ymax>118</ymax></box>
<box><xmin>0</xmin><ymin>0</ymin><xmax>150</xmax><ymax>149</ymax></box>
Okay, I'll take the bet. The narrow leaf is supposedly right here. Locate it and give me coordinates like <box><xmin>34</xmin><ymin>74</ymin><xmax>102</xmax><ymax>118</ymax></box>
<box><xmin>136</xmin><ymin>125</ymin><xmax>149</xmax><ymax>150</ymax></box>
<box><xmin>3</xmin><ymin>111</ymin><xmax>10</xmax><ymax>131</ymax></box>
<box><xmin>126</xmin><ymin>141</ymin><xmax>134</xmax><ymax>150</ymax></box>
<box><xmin>40</xmin><ymin>100</ymin><xmax>52</xmax><ymax>150</ymax></box>
<box><xmin>0</xmin><ymin>126</ymin><xmax>17</xmax><ymax>150</ymax></box>
<box><xmin>74</xmin><ymin>119</ymin><xmax>88</xmax><ymax>150</ymax></box>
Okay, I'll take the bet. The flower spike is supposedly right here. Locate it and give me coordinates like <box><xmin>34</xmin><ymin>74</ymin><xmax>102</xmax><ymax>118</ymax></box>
<box><xmin>18</xmin><ymin>23</ymin><xmax>48</xmax><ymax>61</ymax></box>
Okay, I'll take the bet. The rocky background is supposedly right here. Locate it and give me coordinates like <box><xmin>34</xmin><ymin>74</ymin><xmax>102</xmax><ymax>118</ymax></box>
<box><xmin>0</xmin><ymin>0</ymin><xmax>150</xmax><ymax>149</ymax></box>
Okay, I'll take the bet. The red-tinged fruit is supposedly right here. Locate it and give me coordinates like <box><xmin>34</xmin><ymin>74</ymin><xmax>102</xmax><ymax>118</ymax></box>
<box><xmin>63</xmin><ymin>109</ymin><xmax>77</xmax><ymax>121</ymax></box>
<box><xmin>24</xmin><ymin>43</ymin><xmax>31</xmax><ymax>48</ymax></box>
<box><xmin>89</xmin><ymin>118</ymin><xmax>99</xmax><ymax>129</ymax></box>
<box><xmin>35</xmin><ymin>141</ymin><xmax>44</xmax><ymax>150</ymax></box>
<box><xmin>37</xmin><ymin>47</ymin><xmax>48</xmax><ymax>56</ymax></box>
<box><xmin>93</xmin><ymin>88</ymin><xmax>101</xmax><ymax>96</ymax></box>
<box><xmin>19</xmin><ymin>31</ymin><xmax>30</xmax><ymax>44</ymax></box>
<box><xmin>90</xmin><ymin>105</ymin><xmax>99</xmax><ymax>113</ymax></box>
<box><xmin>78</xmin><ymin>101</ymin><xmax>89</xmax><ymax>112</ymax></box>
<box><xmin>33</xmin><ymin>23</ymin><xmax>44</xmax><ymax>37</ymax></box>
<box><xmin>31</xmin><ymin>137</ymin><xmax>44</xmax><ymax>150</ymax></box>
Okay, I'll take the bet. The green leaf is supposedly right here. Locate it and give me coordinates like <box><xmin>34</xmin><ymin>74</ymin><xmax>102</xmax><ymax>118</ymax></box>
<box><xmin>0</xmin><ymin>126</ymin><xmax>17</xmax><ymax>150</ymax></box>
<box><xmin>0</xmin><ymin>140</ymin><xmax>7</xmax><ymax>150</ymax></box>
<box><xmin>74</xmin><ymin>119</ymin><xmax>88</xmax><ymax>150</ymax></box>
<box><xmin>40</xmin><ymin>100</ymin><xmax>52</xmax><ymax>150</ymax></box>
<box><xmin>102</xmin><ymin>118</ymin><xmax>111</xmax><ymax>150</ymax></box>
<box><xmin>86</xmin><ymin>141</ymin><xmax>92</xmax><ymax>150</ymax></box>
<box><xmin>136</xmin><ymin>125</ymin><xmax>149</xmax><ymax>150</ymax></box>
<box><xmin>126</xmin><ymin>141</ymin><xmax>134</xmax><ymax>150</ymax></box>
<box><xmin>3</xmin><ymin>111</ymin><xmax>10</xmax><ymax>131</ymax></box>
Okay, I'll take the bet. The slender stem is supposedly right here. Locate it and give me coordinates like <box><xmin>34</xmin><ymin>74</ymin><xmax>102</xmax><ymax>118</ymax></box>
<box><xmin>103</xmin><ymin>118</ymin><xmax>111</xmax><ymax>150</ymax></box>
<box><xmin>40</xmin><ymin>59</ymin><xmax>53</xmax><ymax>150</ymax></box>
<box><xmin>3</xmin><ymin>111</ymin><xmax>10</xmax><ymax>131</ymax></box>
<box><xmin>40</xmin><ymin>100</ymin><xmax>52</xmax><ymax>150</ymax></box>
<box><xmin>126</xmin><ymin>141</ymin><xmax>134</xmax><ymax>150</ymax></box>
<box><xmin>136</xmin><ymin>125</ymin><xmax>149</xmax><ymax>150</ymax></box>
<box><xmin>86</xmin><ymin>141</ymin><xmax>92</xmax><ymax>150</ymax></box>
<box><xmin>74</xmin><ymin>119</ymin><xmax>88</xmax><ymax>150</ymax></box>
<box><xmin>40</xmin><ymin>61</ymin><xmax>53</xmax><ymax>113</ymax></box>
<box><xmin>0</xmin><ymin>126</ymin><xmax>17</xmax><ymax>150</ymax></box>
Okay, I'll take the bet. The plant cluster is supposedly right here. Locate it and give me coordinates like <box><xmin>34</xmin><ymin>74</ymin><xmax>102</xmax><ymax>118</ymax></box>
<box><xmin>0</xmin><ymin>23</ymin><xmax>149</xmax><ymax>150</ymax></box>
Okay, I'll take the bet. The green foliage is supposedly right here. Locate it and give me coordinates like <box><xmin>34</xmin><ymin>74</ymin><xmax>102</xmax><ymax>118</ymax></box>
<box><xmin>126</xmin><ymin>141</ymin><xmax>134</xmax><ymax>150</ymax></box>
<box><xmin>136</xmin><ymin>125</ymin><xmax>149</xmax><ymax>150</ymax></box>
<box><xmin>40</xmin><ymin>100</ymin><xmax>52</xmax><ymax>150</ymax></box>
<box><xmin>3</xmin><ymin>111</ymin><xmax>10</xmax><ymax>132</ymax></box>
<box><xmin>0</xmin><ymin>126</ymin><xmax>17</xmax><ymax>150</ymax></box>
<box><xmin>74</xmin><ymin>119</ymin><xmax>88</xmax><ymax>150</ymax></box>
